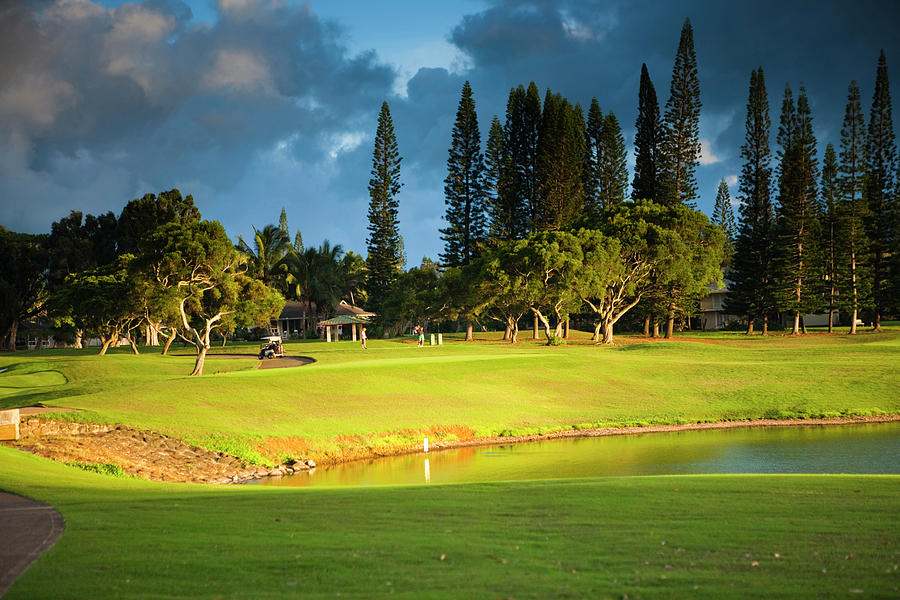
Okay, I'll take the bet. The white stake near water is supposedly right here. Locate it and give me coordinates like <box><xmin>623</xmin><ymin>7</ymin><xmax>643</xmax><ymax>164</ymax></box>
<box><xmin>423</xmin><ymin>437</ymin><xmax>429</xmax><ymax>453</ymax></box>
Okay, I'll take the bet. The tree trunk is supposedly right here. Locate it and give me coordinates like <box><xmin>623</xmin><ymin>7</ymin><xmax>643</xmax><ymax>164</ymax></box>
<box><xmin>746</xmin><ymin>316</ymin><xmax>754</xmax><ymax>335</ymax></box>
<box><xmin>873</xmin><ymin>313</ymin><xmax>882</xmax><ymax>332</ymax></box>
<box><xmin>564</xmin><ymin>318</ymin><xmax>569</xmax><ymax>339</ymax></box>
<box><xmin>651</xmin><ymin>322</ymin><xmax>659</xmax><ymax>338</ymax></box>
<box><xmin>127</xmin><ymin>337</ymin><xmax>140</xmax><ymax>355</ymax></box>
<box><xmin>762</xmin><ymin>314</ymin><xmax>769</xmax><ymax>336</ymax></box>
<box><xmin>827</xmin><ymin>309</ymin><xmax>834</xmax><ymax>334</ymax></box>
<box><xmin>792</xmin><ymin>313</ymin><xmax>800</xmax><ymax>336</ymax></box>
<box><xmin>601</xmin><ymin>318</ymin><xmax>614</xmax><ymax>344</ymax></box>
<box><xmin>507</xmin><ymin>317</ymin><xmax>519</xmax><ymax>344</ymax></box>
<box><xmin>533</xmin><ymin>314</ymin><xmax>539</xmax><ymax>340</ymax></box>
<box><xmin>74</xmin><ymin>328</ymin><xmax>83</xmax><ymax>349</ymax></box>
<box><xmin>800</xmin><ymin>315</ymin><xmax>808</xmax><ymax>335</ymax></box>
<box><xmin>465</xmin><ymin>320</ymin><xmax>473</xmax><ymax>342</ymax></box>
<box><xmin>643</xmin><ymin>316</ymin><xmax>650</xmax><ymax>337</ymax></box>
<box><xmin>162</xmin><ymin>330</ymin><xmax>176</xmax><ymax>355</ymax></box>
<box><xmin>221</xmin><ymin>332</ymin><xmax>228</xmax><ymax>347</ymax></box>
<box><xmin>5</xmin><ymin>321</ymin><xmax>18</xmax><ymax>351</ymax></box>
<box><xmin>850</xmin><ymin>250</ymin><xmax>858</xmax><ymax>334</ymax></box>
<box><xmin>98</xmin><ymin>336</ymin><xmax>115</xmax><ymax>356</ymax></box>
<box><xmin>191</xmin><ymin>345</ymin><xmax>209</xmax><ymax>376</ymax></box>
<box><xmin>503</xmin><ymin>325</ymin><xmax>511</xmax><ymax>341</ymax></box>
<box><xmin>592</xmin><ymin>321</ymin><xmax>602</xmax><ymax>342</ymax></box>
<box><xmin>664</xmin><ymin>305</ymin><xmax>675</xmax><ymax>339</ymax></box>
<box><xmin>553</xmin><ymin>318</ymin><xmax>564</xmax><ymax>340</ymax></box>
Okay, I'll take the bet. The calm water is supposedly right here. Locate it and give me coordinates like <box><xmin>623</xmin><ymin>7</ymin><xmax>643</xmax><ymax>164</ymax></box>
<box><xmin>256</xmin><ymin>422</ymin><xmax>900</xmax><ymax>488</ymax></box>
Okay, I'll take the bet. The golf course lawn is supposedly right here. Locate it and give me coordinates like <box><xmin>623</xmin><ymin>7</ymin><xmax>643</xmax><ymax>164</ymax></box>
<box><xmin>1</xmin><ymin>328</ymin><xmax>898</xmax><ymax>597</ymax></box>
<box><xmin>2</xmin><ymin>446</ymin><xmax>898</xmax><ymax>599</ymax></box>
<box><xmin>1</xmin><ymin>328</ymin><xmax>897</xmax><ymax>463</ymax></box>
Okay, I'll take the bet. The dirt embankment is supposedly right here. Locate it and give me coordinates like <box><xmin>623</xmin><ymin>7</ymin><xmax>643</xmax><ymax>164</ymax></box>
<box><xmin>7</xmin><ymin>419</ymin><xmax>314</xmax><ymax>484</ymax></box>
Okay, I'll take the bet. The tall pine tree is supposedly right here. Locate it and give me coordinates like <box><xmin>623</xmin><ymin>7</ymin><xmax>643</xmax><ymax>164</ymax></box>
<box><xmin>535</xmin><ymin>90</ymin><xmax>585</xmax><ymax>231</ymax></box>
<box><xmin>726</xmin><ymin>68</ymin><xmax>776</xmax><ymax>334</ymax></box>
<box><xmin>485</xmin><ymin>115</ymin><xmax>514</xmax><ymax>242</ymax></box>
<box><xmin>440</xmin><ymin>81</ymin><xmax>487</xmax><ymax>267</ymax></box>
<box><xmin>712</xmin><ymin>178</ymin><xmax>736</xmax><ymax>259</ymax></box>
<box><xmin>820</xmin><ymin>143</ymin><xmax>840</xmax><ymax>332</ymax></box>
<box><xmin>503</xmin><ymin>83</ymin><xmax>542</xmax><ymax>234</ymax></box>
<box><xmin>632</xmin><ymin>63</ymin><xmax>662</xmax><ymax>202</ymax></box>
<box><xmin>839</xmin><ymin>81</ymin><xmax>872</xmax><ymax>334</ymax></box>
<box><xmin>774</xmin><ymin>85</ymin><xmax>822</xmax><ymax>335</ymax></box>
<box><xmin>365</xmin><ymin>101</ymin><xmax>403</xmax><ymax>322</ymax></box>
<box><xmin>584</xmin><ymin>98</ymin><xmax>603</xmax><ymax>213</ymax></box>
<box><xmin>597</xmin><ymin>112</ymin><xmax>628</xmax><ymax>209</ymax></box>
<box><xmin>660</xmin><ymin>18</ymin><xmax>702</xmax><ymax>206</ymax></box>
<box><xmin>865</xmin><ymin>50</ymin><xmax>897</xmax><ymax>330</ymax></box>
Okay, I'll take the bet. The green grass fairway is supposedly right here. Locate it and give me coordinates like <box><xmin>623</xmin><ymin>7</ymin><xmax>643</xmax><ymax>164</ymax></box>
<box><xmin>1</xmin><ymin>329</ymin><xmax>897</xmax><ymax>462</ymax></box>
<box><xmin>2</xmin><ymin>447</ymin><xmax>898</xmax><ymax>599</ymax></box>
<box><xmin>1</xmin><ymin>330</ymin><xmax>898</xmax><ymax>597</ymax></box>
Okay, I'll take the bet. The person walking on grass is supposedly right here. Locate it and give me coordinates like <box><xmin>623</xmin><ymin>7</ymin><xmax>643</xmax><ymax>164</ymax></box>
<box><xmin>361</xmin><ymin>327</ymin><xmax>367</xmax><ymax>350</ymax></box>
<box><xmin>417</xmin><ymin>325</ymin><xmax>425</xmax><ymax>348</ymax></box>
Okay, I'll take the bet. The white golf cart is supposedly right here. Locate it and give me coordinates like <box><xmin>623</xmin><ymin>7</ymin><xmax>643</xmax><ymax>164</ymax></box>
<box><xmin>258</xmin><ymin>335</ymin><xmax>285</xmax><ymax>359</ymax></box>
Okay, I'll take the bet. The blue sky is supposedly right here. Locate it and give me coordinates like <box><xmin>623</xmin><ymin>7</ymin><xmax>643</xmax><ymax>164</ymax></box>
<box><xmin>1</xmin><ymin>0</ymin><xmax>898</xmax><ymax>265</ymax></box>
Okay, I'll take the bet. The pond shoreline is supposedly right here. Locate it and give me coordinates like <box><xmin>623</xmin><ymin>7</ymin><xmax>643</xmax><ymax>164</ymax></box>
<box><xmin>429</xmin><ymin>414</ymin><xmax>900</xmax><ymax>453</ymax></box>
<box><xmin>7</xmin><ymin>414</ymin><xmax>898</xmax><ymax>484</ymax></box>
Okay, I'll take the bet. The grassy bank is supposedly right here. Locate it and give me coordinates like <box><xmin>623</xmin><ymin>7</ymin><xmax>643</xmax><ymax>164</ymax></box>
<box><xmin>2</xmin><ymin>446</ymin><xmax>898</xmax><ymax>598</ymax></box>
<box><xmin>1</xmin><ymin>329</ymin><xmax>898</xmax><ymax>463</ymax></box>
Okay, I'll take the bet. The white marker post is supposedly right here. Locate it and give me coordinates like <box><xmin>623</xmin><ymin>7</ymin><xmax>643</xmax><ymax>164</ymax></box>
<box><xmin>423</xmin><ymin>437</ymin><xmax>429</xmax><ymax>453</ymax></box>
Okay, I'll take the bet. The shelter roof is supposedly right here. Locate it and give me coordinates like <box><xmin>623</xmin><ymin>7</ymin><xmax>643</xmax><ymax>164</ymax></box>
<box><xmin>317</xmin><ymin>315</ymin><xmax>370</xmax><ymax>326</ymax></box>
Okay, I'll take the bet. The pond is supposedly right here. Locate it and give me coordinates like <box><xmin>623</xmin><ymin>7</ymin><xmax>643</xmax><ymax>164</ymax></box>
<box><xmin>255</xmin><ymin>422</ymin><xmax>900</xmax><ymax>488</ymax></box>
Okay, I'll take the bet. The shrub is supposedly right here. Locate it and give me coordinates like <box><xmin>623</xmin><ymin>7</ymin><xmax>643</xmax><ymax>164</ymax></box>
<box><xmin>66</xmin><ymin>461</ymin><xmax>129</xmax><ymax>478</ymax></box>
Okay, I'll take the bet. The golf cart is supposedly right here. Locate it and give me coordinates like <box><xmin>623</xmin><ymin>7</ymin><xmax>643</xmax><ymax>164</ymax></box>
<box><xmin>258</xmin><ymin>335</ymin><xmax>284</xmax><ymax>359</ymax></box>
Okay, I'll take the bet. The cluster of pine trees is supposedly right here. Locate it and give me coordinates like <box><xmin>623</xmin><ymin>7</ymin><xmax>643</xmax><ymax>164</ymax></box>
<box><xmin>727</xmin><ymin>51</ymin><xmax>897</xmax><ymax>334</ymax></box>
<box><xmin>439</xmin><ymin>20</ymin><xmax>701</xmax><ymax>260</ymax></box>
<box><xmin>364</xmin><ymin>19</ymin><xmax>898</xmax><ymax>336</ymax></box>
<box><xmin>363</xmin><ymin>20</ymin><xmax>710</xmax><ymax>336</ymax></box>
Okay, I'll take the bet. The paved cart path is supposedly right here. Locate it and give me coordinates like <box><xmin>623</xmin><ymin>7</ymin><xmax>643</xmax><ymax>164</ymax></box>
<box><xmin>0</xmin><ymin>492</ymin><xmax>64</xmax><ymax>597</ymax></box>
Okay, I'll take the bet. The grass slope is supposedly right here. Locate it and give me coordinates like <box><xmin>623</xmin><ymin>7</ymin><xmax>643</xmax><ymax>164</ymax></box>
<box><xmin>2</xmin><ymin>447</ymin><xmax>898</xmax><ymax>599</ymax></box>
<box><xmin>1</xmin><ymin>330</ymin><xmax>897</xmax><ymax>460</ymax></box>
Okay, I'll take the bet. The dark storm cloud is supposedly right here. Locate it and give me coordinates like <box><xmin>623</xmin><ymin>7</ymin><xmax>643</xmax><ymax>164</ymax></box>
<box><xmin>0</xmin><ymin>0</ymin><xmax>394</xmax><ymax>232</ymax></box>
<box><xmin>3</xmin><ymin>0</ymin><xmax>899</xmax><ymax>264</ymax></box>
<box><xmin>442</xmin><ymin>0</ymin><xmax>900</xmax><ymax>213</ymax></box>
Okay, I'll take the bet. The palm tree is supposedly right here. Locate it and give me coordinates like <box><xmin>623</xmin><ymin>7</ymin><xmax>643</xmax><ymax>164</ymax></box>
<box><xmin>235</xmin><ymin>224</ymin><xmax>291</xmax><ymax>287</ymax></box>
<box><xmin>339</xmin><ymin>251</ymin><xmax>368</xmax><ymax>307</ymax></box>
<box><xmin>279</xmin><ymin>240</ymin><xmax>351</xmax><ymax>337</ymax></box>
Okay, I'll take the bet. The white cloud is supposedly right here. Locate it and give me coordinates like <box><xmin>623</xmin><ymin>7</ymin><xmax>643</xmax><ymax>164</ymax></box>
<box><xmin>328</xmin><ymin>131</ymin><xmax>365</xmax><ymax>159</ymax></box>
<box><xmin>202</xmin><ymin>49</ymin><xmax>275</xmax><ymax>94</ymax></box>
<box><xmin>725</xmin><ymin>174</ymin><xmax>738</xmax><ymax>186</ymax></box>
<box><xmin>45</xmin><ymin>0</ymin><xmax>106</xmax><ymax>22</ymax></box>
<box><xmin>699</xmin><ymin>138</ymin><xmax>721</xmax><ymax>166</ymax></box>
<box><xmin>104</xmin><ymin>6</ymin><xmax>177</xmax><ymax>95</ymax></box>
<box><xmin>0</xmin><ymin>73</ymin><xmax>75</xmax><ymax>128</ymax></box>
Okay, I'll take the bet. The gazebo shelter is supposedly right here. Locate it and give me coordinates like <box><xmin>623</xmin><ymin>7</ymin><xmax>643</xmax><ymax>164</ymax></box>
<box><xmin>317</xmin><ymin>315</ymin><xmax>370</xmax><ymax>342</ymax></box>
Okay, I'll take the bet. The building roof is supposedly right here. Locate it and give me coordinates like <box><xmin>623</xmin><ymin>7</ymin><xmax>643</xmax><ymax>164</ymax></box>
<box><xmin>317</xmin><ymin>315</ymin><xmax>370</xmax><ymax>326</ymax></box>
<box><xmin>276</xmin><ymin>299</ymin><xmax>374</xmax><ymax>320</ymax></box>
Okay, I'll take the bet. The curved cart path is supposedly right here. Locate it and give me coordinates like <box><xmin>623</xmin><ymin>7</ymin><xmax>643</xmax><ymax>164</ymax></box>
<box><xmin>0</xmin><ymin>492</ymin><xmax>64</xmax><ymax>596</ymax></box>
<box><xmin>183</xmin><ymin>354</ymin><xmax>316</xmax><ymax>369</ymax></box>
<box><xmin>256</xmin><ymin>355</ymin><xmax>315</xmax><ymax>369</ymax></box>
